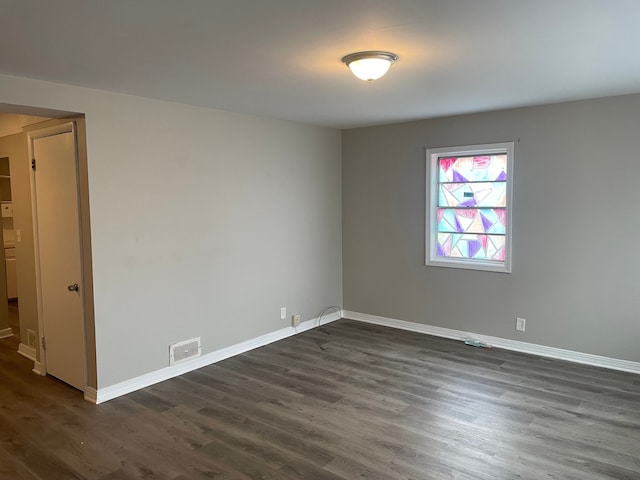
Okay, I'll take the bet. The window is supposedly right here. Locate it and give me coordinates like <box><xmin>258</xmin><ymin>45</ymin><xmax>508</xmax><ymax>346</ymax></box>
<box><xmin>426</xmin><ymin>142</ymin><xmax>513</xmax><ymax>273</ymax></box>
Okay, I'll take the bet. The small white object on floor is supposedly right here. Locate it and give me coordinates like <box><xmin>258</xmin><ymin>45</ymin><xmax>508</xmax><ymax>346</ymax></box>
<box><xmin>464</xmin><ymin>338</ymin><xmax>492</xmax><ymax>349</ymax></box>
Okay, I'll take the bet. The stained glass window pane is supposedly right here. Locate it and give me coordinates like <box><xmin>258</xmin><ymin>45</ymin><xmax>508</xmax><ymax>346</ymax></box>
<box><xmin>437</xmin><ymin>208</ymin><xmax>506</xmax><ymax>234</ymax></box>
<box><xmin>438</xmin><ymin>182</ymin><xmax>506</xmax><ymax>208</ymax></box>
<box><xmin>428</xmin><ymin>142</ymin><xmax>512</xmax><ymax>272</ymax></box>
<box><xmin>439</xmin><ymin>154</ymin><xmax>507</xmax><ymax>183</ymax></box>
<box><xmin>437</xmin><ymin>233</ymin><xmax>506</xmax><ymax>261</ymax></box>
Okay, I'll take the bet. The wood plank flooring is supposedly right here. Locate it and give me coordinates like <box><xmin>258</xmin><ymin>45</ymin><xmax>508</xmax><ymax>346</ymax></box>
<box><xmin>1</xmin><ymin>319</ymin><xmax>640</xmax><ymax>479</ymax></box>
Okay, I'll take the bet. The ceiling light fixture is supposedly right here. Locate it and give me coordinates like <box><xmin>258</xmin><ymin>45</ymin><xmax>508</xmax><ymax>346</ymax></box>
<box><xmin>341</xmin><ymin>51</ymin><xmax>398</xmax><ymax>82</ymax></box>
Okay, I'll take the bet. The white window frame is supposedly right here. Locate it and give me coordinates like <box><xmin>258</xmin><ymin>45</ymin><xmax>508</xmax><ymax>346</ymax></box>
<box><xmin>426</xmin><ymin>142</ymin><xmax>514</xmax><ymax>273</ymax></box>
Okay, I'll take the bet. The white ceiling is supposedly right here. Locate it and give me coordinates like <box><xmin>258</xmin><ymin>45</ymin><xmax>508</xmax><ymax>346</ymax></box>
<box><xmin>2</xmin><ymin>0</ymin><xmax>640</xmax><ymax>129</ymax></box>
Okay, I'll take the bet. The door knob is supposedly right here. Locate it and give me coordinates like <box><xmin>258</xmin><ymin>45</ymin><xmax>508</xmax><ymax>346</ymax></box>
<box><xmin>67</xmin><ymin>283</ymin><xmax>79</xmax><ymax>292</ymax></box>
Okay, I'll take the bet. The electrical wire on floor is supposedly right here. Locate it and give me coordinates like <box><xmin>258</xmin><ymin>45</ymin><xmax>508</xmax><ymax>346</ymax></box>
<box><xmin>315</xmin><ymin>305</ymin><xmax>342</xmax><ymax>350</ymax></box>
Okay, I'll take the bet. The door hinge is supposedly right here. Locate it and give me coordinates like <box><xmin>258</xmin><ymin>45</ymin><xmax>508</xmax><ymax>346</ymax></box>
<box><xmin>41</xmin><ymin>337</ymin><xmax>46</xmax><ymax>351</ymax></box>
<box><xmin>31</xmin><ymin>158</ymin><xmax>36</xmax><ymax>170</ymax></box>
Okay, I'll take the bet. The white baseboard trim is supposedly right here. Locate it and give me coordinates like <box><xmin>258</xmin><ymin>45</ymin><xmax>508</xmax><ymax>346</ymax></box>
<box><xmin>343</xmin><ymin>310</ymin><xmax>640</xmax><ymax>375</ymax></box>
<box><xmin>18</xmin><ymin>344</ymin><xmax>44</xmax><ymax>377</ymax></box>
<box><xmin>0</xmin><ymin>327</ymin><xmax>13</xmax><ymax>339</ymax></box>
<box><xmin>17</xmin><ymin>343</ymin><xmax>36</xmax><ymax>361</ymax></box>
<box><xmin>32</xmin><ymin>361</ymin><xmax>44</xmax><ymax>376</ymax></box>
<box><xmin>84</xmin><ymin>387</ymin><xmax>98</xmax><ymax>404</ymax></box>
<box><xmin>90</xmin><ymin>311</ymin><xmax>342</xmax><ymax>404</ymax></box>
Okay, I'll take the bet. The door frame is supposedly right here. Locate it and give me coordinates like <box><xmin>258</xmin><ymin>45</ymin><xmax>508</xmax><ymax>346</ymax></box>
<box><xmin>27</xmin><ymin>122</ymin><xmax>87</xmax><ymax>390</ymax></box>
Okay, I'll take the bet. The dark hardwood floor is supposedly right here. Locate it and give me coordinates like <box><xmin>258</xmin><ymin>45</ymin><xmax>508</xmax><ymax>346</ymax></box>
<box><xmin>1</xmin><ymin>319</ymin><xmax>639</xmax><ymax>479</ymax></box>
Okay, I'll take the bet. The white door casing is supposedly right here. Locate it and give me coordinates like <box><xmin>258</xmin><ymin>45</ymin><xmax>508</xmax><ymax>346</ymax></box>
<box><xmin>30</xmin><ymin>123</ymin><xmax>86</xmax><ymax>391</ymax></box>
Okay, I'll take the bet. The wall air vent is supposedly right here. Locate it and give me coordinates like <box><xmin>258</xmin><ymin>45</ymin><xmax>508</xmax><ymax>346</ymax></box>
<box><xmin>169</xmin><ymin>337</ymin><xmax>201</xmax><ymax>365</ymax></box>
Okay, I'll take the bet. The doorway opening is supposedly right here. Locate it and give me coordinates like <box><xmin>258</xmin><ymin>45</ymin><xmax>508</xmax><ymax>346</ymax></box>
<box><xmin>0</xmin><ymin>104</ymin><xmax>95</xmax><ymax>397</ymax></box>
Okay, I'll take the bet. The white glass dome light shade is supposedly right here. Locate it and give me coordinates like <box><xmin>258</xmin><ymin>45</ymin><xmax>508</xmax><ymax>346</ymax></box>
<box><xmin>342</xmin><ymin>51</ymin><xmax>398</xmax><ymax>82</ymax></box>
<box><xmin>348</xmin><ymin>57</ymin><xmax>392</xmax><ymax>81</ymax></box>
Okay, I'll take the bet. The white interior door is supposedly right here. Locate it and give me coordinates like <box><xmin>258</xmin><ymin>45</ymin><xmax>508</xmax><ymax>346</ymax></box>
<box><xmin>33</xmin><ymin>127</ymin><xmax>85</xmax><ymax>391</ymax></box>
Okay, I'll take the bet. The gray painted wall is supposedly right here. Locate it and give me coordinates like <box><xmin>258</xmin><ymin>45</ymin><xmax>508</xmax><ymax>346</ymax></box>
<box><xmin>343</xmin><ymin>94</ymin><xmax>640</xmax><ymax>362</ymax></box>
<box><xmin>0</xmin><ymin>74</ymin><xmax>343</xmax><ymax>388</ymax></box>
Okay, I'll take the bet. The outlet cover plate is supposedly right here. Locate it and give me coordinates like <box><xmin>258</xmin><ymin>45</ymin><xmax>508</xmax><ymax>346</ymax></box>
<box><xmin>292</xmin><ymin>314</ymin><xmax>301</xmax><ymax>327</ymax></box>
<box><xmin>516</xmin><ymin>317</ymin><xmax>526</xmax><ymax>332</ymax></box>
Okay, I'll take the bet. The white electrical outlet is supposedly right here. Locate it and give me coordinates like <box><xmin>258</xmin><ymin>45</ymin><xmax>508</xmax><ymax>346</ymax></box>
<box><xmin>292</xmin><ymin>314</ymin><xmax>301</xmax><ymax>327</ymax></box>
<box><xmin>516</xmin><ymin>317</ymin><xmax>526</xmax><ymax>332</ymax></box>
<box><xmin>280</xmin><ymin>306</ymin><xmax>286</xmax><ymax>320</ymax></box>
